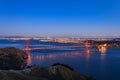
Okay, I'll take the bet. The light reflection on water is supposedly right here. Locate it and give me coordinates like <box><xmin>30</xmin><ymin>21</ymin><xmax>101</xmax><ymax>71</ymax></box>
<box><xmin>26</xmin><ymin>51</ymin><xmax>32</xmax><ymax>66</ymax></box>
<box><xmin>26</xmin><ymin>47</ymin><xmax>107</xmax><ymax>68</ymax></box>
<box><xmin>27</xmin><ymin>50</ymin><xmax>86</xmax><ymax>65</ymax></box>
<box><xmin>26</xmin><ymin>46</ymin><xmax>107</xmax><ymax>66</ymax></box>
<box><xmin>25</xmin><ymin>46</ymin><xmax>111</xmax><ymax>80</ymax></box>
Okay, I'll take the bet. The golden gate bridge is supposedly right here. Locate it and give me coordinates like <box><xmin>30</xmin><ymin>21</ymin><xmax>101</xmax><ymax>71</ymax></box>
<box><xmin>24</xmin><ymin>38</ymin><xmax>92</xmax><ymax>52</ymax></box>
<box><xmin>24</xmin><ymin>38</ymin><xmax>97</xmax><ymax>66</ymax></box>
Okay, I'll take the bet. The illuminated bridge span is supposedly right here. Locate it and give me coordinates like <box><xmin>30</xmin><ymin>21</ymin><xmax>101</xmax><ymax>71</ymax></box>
<box><xmin>25</xmin><ymin>45</ymin><xmax>89</xmax><ymax>51</ymax></box>
<box><xmin>24</xmin><ymin>38</ymin><xmax>90</xmax><ymax>51</ymax></box>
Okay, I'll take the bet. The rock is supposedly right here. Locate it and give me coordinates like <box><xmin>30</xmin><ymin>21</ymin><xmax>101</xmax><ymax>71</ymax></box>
<box><xmin>0</xmin><ymin>47</ymin><xmax>27</xmax><ymax>70</ymax></box>
<box><xmin>52</xmin><ymin>63</ymin><xmax>74</xmax><ymax>71</ymax></box>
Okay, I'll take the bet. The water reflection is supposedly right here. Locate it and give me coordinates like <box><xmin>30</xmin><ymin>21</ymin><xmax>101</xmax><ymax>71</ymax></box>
<box><xmin>85</xmin><ymin>46</ymin><xmax>91</xmax><ymax>70</ymax></box>
<box><xmin>31</xmin><ymin>50</ymin><xmax>85</xmax><ymax>61</ymax></box>
<box><xmin>26</xmin><ymin>45</ymin><xmax>106</xmax><ymax>69</ymax></box>
<box><xmin>98</xmin><ymin>44</ymin><xmax>107</xmax><ymax>78</ymax></box>
<box><xmin>86</xmin><ymin>47</ymin><xmax>90</xmax><ymax>61</ymax></box>
<box><xmin>26</xmin><ymin>50</ymin><xmax>31</xmax><ymax>66</ymax></box>
<box><xmin>97</xmin><ymin>44</ymin><xmax>107</xmax><ymax>66</ymax></box>
<box><xmin>26</xmin><ymin>47</ymin><xmax>97</xmax><ymax>67</ymax></box>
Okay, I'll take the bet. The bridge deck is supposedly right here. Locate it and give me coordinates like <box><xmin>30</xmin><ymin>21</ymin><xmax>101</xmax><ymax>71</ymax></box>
<box><xmin>24</xmin><ymin>45</ymin><xmax>92</xmax><ymax>51</ymax></box>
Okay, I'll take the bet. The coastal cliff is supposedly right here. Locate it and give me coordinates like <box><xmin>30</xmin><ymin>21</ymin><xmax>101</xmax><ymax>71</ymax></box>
<box><xmin>0</xmin><ymin>47</ymin><xmax>27</xmax><ymax>70</ymax></box>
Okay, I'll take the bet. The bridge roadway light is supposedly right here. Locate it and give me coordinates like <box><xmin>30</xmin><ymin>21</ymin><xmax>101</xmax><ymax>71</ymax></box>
<box><xmin>25</xmin><ymin>38</ymin><xmax>31</xmax><ymax>40</ymax></box>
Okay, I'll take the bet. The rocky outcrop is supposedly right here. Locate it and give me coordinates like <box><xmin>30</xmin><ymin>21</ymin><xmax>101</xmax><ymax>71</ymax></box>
<box><xmin>0</xmin><ymin>47</ymin><xmax>27</xmax><ymax>70</ymax></box>
<box><xmin>0</xmin><ymin>65</ymin><xmax>95</xmax><ymax>80</ymax></box>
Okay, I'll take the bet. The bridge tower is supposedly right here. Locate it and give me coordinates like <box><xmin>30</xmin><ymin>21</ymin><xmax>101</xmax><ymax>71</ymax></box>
<box><xmin>85</xmin><ymin>39</ymin><xmax>89</xmax><ymax>53</ymax></box>
<box><xmin>25</xmin><ymin>38</ymin><xmax>31</xmax><ymax>51</ymax></box>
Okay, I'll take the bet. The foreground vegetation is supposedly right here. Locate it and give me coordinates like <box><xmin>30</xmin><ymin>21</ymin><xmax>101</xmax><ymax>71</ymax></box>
<box><xmin>0</xmin><ymin>65</ymin><xmax>95</xmax><ymax>80</ymax></box>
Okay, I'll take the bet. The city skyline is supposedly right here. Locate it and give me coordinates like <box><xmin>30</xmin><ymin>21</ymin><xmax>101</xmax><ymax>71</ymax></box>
<box><xmin>0</xmin><ymin>0</ymin><xmax>120</xmax><ymax>38</ymax></box>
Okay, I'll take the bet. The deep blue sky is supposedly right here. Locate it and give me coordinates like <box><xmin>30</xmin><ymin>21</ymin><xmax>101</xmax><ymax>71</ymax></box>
<box><xmin>0</xmin><ymin>0</ymin><xmax>120</xmax><ymax>38</ymax></box>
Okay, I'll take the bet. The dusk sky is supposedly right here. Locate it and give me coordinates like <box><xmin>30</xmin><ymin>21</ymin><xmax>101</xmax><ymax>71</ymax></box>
<box><xmin>0</xmin><ymin>0</ymin><xmax>120</xmax><ymax>38</ymax></box>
